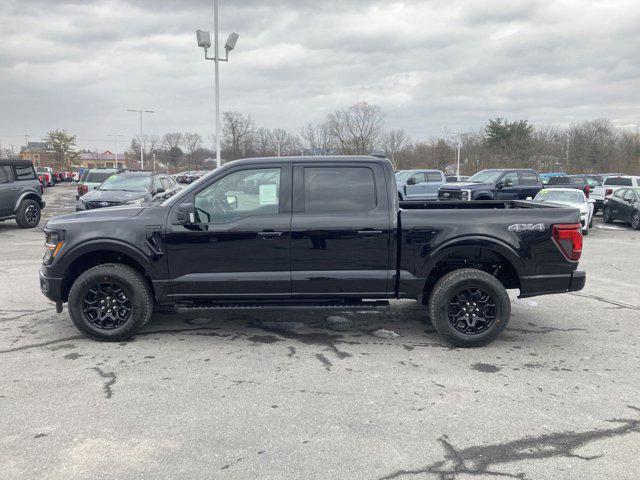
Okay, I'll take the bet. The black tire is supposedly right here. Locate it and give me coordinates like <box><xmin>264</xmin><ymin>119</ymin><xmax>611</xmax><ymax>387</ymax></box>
<box><xmin>593</xmin><ymin>206</ymin><xmax>599</xmax><ymax>216</ymax></box>
<box><xmin>15</xmin><ymin>199</ymin><xmax>41</xmax><ymax>228</ymax></box>
<box><xmin>603</xmin><ymin>207</ymin><xmax>614</xmax><ymax>224</ymax></box>
<box><xmin>583</xmin><ymin>227</ymin><xmax>589</xmax><ymax>236</ymax></box>
<box><xmin>428</xmin><ymin>268</ymin><xmax>510</xmax><ymax>347</ymax></box>
<box><xmin>632</xmin><ymin>211</ymin><xmax>640</xmax><ymax>230</ymax></box>
<box><xmin>68</xmin><ymin>263</ymin><xmax>153</xmax><ymax>341</ymax></box>
<box><xmin>588</xmin><ymin>218</ymin><xmax>593</xmax><ymax>228</ymax></box>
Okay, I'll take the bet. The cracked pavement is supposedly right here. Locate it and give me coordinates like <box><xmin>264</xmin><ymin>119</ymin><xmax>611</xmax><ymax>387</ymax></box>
<box><xmin>1</xmin><ymin>184</ymin><xmax>639</xmax><ymax>479</ymax></box>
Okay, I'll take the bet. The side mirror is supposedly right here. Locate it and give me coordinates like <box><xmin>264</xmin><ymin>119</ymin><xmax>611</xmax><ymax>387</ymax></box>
<box><xmin>175</xmin><ymin>202</ymin><xmax>196</xmax><ymax>225</ymax></box>
<box><xmin>155</xmin><ymin>187</ymin><xmax>165</xmax><ymax>195</ymax></box>
<box><xmin>526</xmin><ymin>196</ymin><xmax>533</xmax><ymax>201</ymax></box>
<box><xmin>406</xmin><ymin>177</ymin><xmax>417</xmax><ymax>186</ymax></box>
<box><xmin>226</xmin><ymin>194</ymin><xmax>238</xmax><ymax>210</ymax></box>
<box><xmin>496</xmin><ymin>181</ymin><xmax>504</xmax><ymax>189</ymax></box>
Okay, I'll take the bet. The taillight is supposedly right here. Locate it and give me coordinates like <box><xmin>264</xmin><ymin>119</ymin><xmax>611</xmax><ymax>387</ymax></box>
<box><xmin>605</xmin><ymin>188</ymin><xmax>613</xmax><ymax>196</ymax></box>
<box><xmin>584</xmin><ymin>186</ymin><xmax>590</xmax><ymax>198</ymax></box>
<box><xmin>552</xmin><ymin>224</ymin><xmax>582</xmax><ymax>261</ymax></box>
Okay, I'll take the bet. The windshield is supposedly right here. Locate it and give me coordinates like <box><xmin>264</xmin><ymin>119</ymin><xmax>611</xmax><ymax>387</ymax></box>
<box><xmin>86</xmin><ymin>171</ymin><xmax>116</xmax><ymax>183</ymax></box>
<box><xmin>466</xmin><ymin>170</ymin><xmax>504</xmax><ymax>183</ymax></box>
<box><xmin>534</xmin><ymin>189</ymin><xmax>584</xmax><ymax>203</ymax></box>
<box><xmin>98</xmin><ymin>174</ymin><xmax>151</xmax><ymax>191</ymax></box>
<box><xmin>395</xmin><ymin>171</ymin><xmax>413</xmax><ymax>180</ymax></box>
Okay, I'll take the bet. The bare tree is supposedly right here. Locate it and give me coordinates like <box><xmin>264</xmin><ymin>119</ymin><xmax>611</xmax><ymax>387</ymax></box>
<box><xmin>382</xmin><ymin>129</ymin><xmax>411</xmax><ymax>169</ymax></box>
<box><xmin>326</xmin><ymin>102</ymin><xmax>385</xmax><ymax>155</ymax></box>
<box><xmin>183</xmin><ymin>132</ymin><xmax>203</xmax><ymax>168</ymax></box>
<box><xmin>163</xmin><ymin>132</ymin><xmax>183</xmax><ymax>150</ymax></box>
<box><xmin>222</xmin><ymin>111</ymin><xmax>255</xmax><ymax>161</ymax></box>
<box><xmin>301</xmin><ymin>123</ymin><xmax>333</xmax><ymax>155</ymax></box>
<box><xmin>254</xmin><ymin>128</ymin><xmax>275</xmax><ymax>157</ymax></box>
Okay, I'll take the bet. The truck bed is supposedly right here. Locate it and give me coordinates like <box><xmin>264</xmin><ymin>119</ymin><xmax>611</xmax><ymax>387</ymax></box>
<box><xmin>399</xmin><ymin>199</ymin><xmax>559</xmax><ymax>210</ymax></box>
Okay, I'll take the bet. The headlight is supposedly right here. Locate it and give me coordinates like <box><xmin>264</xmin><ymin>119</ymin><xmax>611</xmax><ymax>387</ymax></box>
<box><xmin>43</xmin><ymin>230</ymin><xmax>65</xmax><ymax>264</ymax></box>
<box><xmin>460</xmin><ymin>190</ymin><xmax>470</xmax><ymax>200</ymax></box>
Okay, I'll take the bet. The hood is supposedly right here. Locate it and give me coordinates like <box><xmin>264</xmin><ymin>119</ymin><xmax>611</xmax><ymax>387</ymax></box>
<box><xmin>81</xmin><ymin>189</ymin><xmax>150</xmax><ymax>203</ymax></box>
<box><xmin>46</xmin><ymin>205</ymin><xmax>146</xmax><ymax>229</ymax></box>
<box><xmin>440</xmin><ymin>182</ymin><xmax>493</xmax><ymax>190</ymax></box>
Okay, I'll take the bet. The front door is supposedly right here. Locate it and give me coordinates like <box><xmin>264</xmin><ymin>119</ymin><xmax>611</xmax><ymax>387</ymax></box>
<box><xmin>495</xmin><ymin>172</ymin><xmax>520</xmax><ymax>200</ymax></box>
<box><xmin>290</xmin><ymin>163</ymin><xmax>392</xmax><ymax>297</ymax></box>
<box><xmin>164</xmin><ymin>164</ymin><xmax>292</xmax><ymax>299</ymax></box>
<box><xmin>621</xmin><ymin>189</ymin><xmax>636</xmax><ymax>221</ymax></box>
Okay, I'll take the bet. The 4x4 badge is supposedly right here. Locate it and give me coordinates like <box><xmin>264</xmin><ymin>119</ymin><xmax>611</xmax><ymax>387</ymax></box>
<box><xmin>508</xmin><ymin>223</ymin><xmax>545</xmax><ymax>232</ymax></box>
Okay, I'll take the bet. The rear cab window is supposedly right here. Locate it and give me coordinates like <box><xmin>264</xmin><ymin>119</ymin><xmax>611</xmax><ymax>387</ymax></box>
<box><xmin>0</xmin><ymin>166</ymin><xmax>13</xmax><ymax>183</ymax></box>
<box><xmin>519</xmin><ymin>171</ymin><xmax>539</xmax><ymax>185</ymax></box>
<box><xmin>426</xmin><ymin>172</ymin><xmax>443</xmax><ymax>182</ymax></box>
<box><xmin>604</xmin><ymin>177</ymin><xmax>632</xmax><ymax>186</ymax></box>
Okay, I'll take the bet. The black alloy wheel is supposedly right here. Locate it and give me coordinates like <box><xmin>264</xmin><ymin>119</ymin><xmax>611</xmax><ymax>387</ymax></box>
<box><xmin>82</xmin><ymin>282</ymin><xmax>132</xmax><ymax>330</ymax></box>
<box><xmin>448</xmin><ymin>287</ymin><xmax>496</xmax><ymax>335</ymax></box>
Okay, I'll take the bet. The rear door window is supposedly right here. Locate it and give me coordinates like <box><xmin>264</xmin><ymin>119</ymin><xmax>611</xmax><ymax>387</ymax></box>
<box><xmin>613</xmin><ymin>189</ymin><xmax>626</xmax><ymax>199</ymax></box>
<box><xmin>304</xmin><ymin>167</ymin><xmax>376</xmax><ymax>214</ymax></box>
<box><xmin>426</xmin><ymin>172</ymin><xmax>443</xmax><ymax>182</ymax></box>
<box><xmin>519</xmin><ymin>171</ymin><xmax>539</xmax><ymax>185</ymax></box>
<box><xmin>14</xmin><ymin>164</ymin><xmax>36</xmax><ymax>180</ymax></box>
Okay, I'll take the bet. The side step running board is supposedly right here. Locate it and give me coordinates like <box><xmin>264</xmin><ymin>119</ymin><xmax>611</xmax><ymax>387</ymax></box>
<box><xmin>174</xmin><ymin>299</ymin><xmax>390</xmax><ymax>313</ymax></box>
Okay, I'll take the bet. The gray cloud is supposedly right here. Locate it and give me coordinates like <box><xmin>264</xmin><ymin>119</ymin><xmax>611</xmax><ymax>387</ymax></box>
<box><xmin>0</xmin><ymin>0</ymin><xmax>638</xmax><ymax>151</ymax></box>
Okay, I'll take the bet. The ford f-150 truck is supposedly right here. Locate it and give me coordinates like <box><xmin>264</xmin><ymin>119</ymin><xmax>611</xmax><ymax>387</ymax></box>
<box><xmin>40</xmin><ymin>156</ymin><xmax>585</xmax><ymax>347</ymax></box>
<box><xmin>438</xmin><ymin>168</ymin><xmax>542</xmax><ymax>201</ymax></box>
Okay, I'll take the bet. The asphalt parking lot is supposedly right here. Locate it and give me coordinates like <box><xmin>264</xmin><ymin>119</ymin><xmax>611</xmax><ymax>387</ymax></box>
<box><xmin>1</xmin><ymin>184</ymin><xmax>639</xmax><ymax>480</ymax></box>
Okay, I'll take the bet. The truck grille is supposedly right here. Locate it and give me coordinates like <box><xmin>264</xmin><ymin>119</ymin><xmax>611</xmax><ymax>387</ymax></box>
<box><xmin>85</xmin><ymin>201</ymin><xmax>122</xmax><ymax>209</ymax></box>
<box><xmin>438</xmin><ymin>189</ymin><xmax>463</xmax><ymax>200</ymax></box>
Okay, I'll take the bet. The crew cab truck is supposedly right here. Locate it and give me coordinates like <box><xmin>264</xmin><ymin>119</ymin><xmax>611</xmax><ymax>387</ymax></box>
<box><xmin>438</xmin><ymin>168</ymin><xmax>542</xmax><ymax>201</ymax></box>
<box><xmin>40</xmin><ymin>156</ymin><xmax>585</xmax><ymax>347</ymax></box>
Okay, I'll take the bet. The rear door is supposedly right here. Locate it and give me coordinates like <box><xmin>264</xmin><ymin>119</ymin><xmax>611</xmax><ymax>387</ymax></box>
<box><xmin>609</xmin><ymin>189</ymin><xmax>626</xmax><ymax>220</ymax></box>
<box><xmin>621</xmin><ymin>189</ymin><xmax>636</xmax><ymax>221</ymax></box>
<box><xmin>290</xmin><ymin>162</ymin><xmax>393</xmax><ymax>297</ymax></box>
<box><xmin>0</xmin><ymin>166</ymin><xmax>15</xmax><ymax>215</ymax></box>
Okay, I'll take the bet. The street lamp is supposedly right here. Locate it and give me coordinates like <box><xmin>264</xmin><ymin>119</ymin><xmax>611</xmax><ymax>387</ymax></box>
<box><xmin>126</xmin><ymin>109</ymin><xmax>155</xmax><ymax>170</ymax></box>
<box><xmin>107</xmin><ymin>134</ymin><xmax>124</xmax><ymax>168</ymax></box>
<box><xmin>196</xmin><ymin>0</ymin><xmax>239</xmax><ymax>169</ymax></box>
<box><xmin>451</xmin><ymin>132</ymin><xmax>463</xmax><ymax>179</ymax></box>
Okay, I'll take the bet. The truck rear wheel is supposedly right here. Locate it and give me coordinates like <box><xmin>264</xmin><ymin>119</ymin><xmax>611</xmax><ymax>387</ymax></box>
<box><xmin>428</xmin><ymin>268</ymin><xmax>510</xmax><ymax>347</ymax></box>
<box><xmin>68</xmin><ymin>263</ymin><xmax>153</xmax><ymax>341</ymax></box>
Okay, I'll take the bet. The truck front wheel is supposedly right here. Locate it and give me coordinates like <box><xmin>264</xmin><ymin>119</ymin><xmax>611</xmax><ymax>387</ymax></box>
<box><xmin>68</xmin><ymin>264</ymin><xmax>153</xmax><ymax>341</ymax></box>
<box><xmin>428</xmin><ymin>268</ymin><xmax>510</xmax><ymax>347</ymax></box>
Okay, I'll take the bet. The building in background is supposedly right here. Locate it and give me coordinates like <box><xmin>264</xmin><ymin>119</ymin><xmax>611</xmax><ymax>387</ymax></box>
<box><xmin>20</xmin><ymin>142</ymin><xmax>55</xmax><ymax>166</ymax></box>
<box><xmin>78</xmin><ymin>151</ymin><xmax>127</xmax><ymax>169</ymax></box>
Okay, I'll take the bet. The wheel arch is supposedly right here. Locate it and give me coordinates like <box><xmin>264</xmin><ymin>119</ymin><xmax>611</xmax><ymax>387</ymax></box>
<box><xmin>14</xmin><ymin>192</ymin><xmax>44</xmax><ymax>212</ymax></box>
<box><xmin>59</xmin><ymin>240</ymin><xmax>157</xmax><ymax>302</ymax></box>
<box><xmin>417</xmin><ymin>236</ymin><xmax>524</xmax><ymax>302</ymax></box>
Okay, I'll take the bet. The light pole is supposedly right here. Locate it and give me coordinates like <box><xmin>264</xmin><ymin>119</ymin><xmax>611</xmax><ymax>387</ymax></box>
<box><xmin>451</xmin><ymin>132</ymin><xmax>463</xmax><ymax>178</ymax></box>
<box><xmin>107</xmin><ymin>134</ymin><xmax>124</xmax><ymax>168</ymax></box>
<box><xmin>126</xmin><ymin>109</ymin><xmax>155</xmax><ymax>169</ymax></box>
<box><xmin>196</xmin><ymin>1</ymin><xmax>239</xmax><ymax>169</ymax></box>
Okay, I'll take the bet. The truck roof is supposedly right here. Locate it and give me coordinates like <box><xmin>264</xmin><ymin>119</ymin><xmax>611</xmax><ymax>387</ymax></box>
<box><xmin>231</xmin><ymin>155</ymin><xmax>390</xmax><ymax>166</ymax></box>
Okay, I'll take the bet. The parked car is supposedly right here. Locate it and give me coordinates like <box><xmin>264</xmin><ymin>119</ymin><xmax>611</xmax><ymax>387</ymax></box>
<box><xmin>175</xmin><ymin>171</ymin><xmax>194</xmax><ymax>184</ymax></box>
<box><xmin>603</xmin><ymin>187</ymin><xmax>640</xmax><ymax>229</ymax></box>
<box><xmin>76</xmin><ymin>168</ymin><xmax>119</xmax><ymax>200</ymax></box>
<box><xmin>395</xmin><ymin>169</ymin><xmax>446</xmax><ymax>201</ymax></box>
<box><xmin>539</xmin><ymin>172</ymin><xmax>567</xmax><ymax>185</ymax></box>
<box><xmin>544</xmin><ymin>174</ymin><xmax>601</xmax><ymax>199</ymax></box>
<box><xmin>532</xmin><ymin>188</ymin><xmax>594</xmax><ymax>235</ymax></box>
<box><xmin>591</xmin><ymin>176</ymin><xmax>640</xmax><ymax>215</ymax></box>
<box><xmin>76</xmin><ymin>171</ymin><xmax>180</xmax><ymax>211</ymax></box>
<box><xmin>41</xmin><ymin>156</ymin><xmax>585</xmax><ymax>347</ymax></box>
<box><xmin>0</xmin><ymin>159</ymin><xmax>46</xmax><ymax>228</ymax></box>
<box><xmin>438</xmin><ymin>168</ymin><xmax>542</xmax><ymax>201</ymax></box>
<box><xmin>36</xmin><ymin>167</ymin><xmax>54</xmax><ymax>187</ymax></box>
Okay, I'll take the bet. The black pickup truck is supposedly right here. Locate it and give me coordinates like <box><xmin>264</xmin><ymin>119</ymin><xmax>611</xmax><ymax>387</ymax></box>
<box><xmin>40</xmin><ymin>156</ymin><xmax>585</xmax><ymax>347</ymax></box>
<box><xmin>438</xmin><ymin>168</ymin><xmax>542</xmax><ymax>201</ymax></box>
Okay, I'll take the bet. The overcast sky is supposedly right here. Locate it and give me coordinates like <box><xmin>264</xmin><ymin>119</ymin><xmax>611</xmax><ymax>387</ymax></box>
<box><xmin>1</xmin><ymin>0</ymin><xmax>638</xmax><ymax>152</ymax></box>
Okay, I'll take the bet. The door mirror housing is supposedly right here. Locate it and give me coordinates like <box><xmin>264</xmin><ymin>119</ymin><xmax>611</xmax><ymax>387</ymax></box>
<box><xmin>496</xmin><ymin>181</ymin><xmax>504</xmax><ymax>189</ymax></box>
<box><xmin>226</xmin><ymin>194</ymin><xmax>238</xmax><ymax>210</ymax></box>
<box><xmin>175</xmin><ymin>202</ymin><xmax>196</xmax><ymax>225</ymax></box>
<box><xmin>406</xmin><ymin>177</ymin><xmax>417</xmax><ymax>186</ymax></box>
<box><xmin>155</xmin><ymin>187</ymin><xmax>165</xmax><ymax>195</ymax></box>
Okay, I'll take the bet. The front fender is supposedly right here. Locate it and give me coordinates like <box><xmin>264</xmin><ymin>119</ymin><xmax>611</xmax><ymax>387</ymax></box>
<box><xmin>472</xmin><ymin>190</ymin><xmax>495</xmax><ymax>200</ymax></box>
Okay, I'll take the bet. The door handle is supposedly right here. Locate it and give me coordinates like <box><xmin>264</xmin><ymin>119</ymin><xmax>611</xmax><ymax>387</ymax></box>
<box><xmin>258</xmin><ymin>231</ymin><xmax>283</xmax><ymax>239</ymax></box>
<box><xmin>357</xmin><ymin>229</ymin><xmax>383</xmax><ymax>238</ymax></box>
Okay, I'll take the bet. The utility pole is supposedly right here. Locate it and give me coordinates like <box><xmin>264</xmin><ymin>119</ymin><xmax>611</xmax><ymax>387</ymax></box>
<box><xmin>196</xmin><ymin>2</ymin><xmax>239</xmax><ymax>169</ymax></box>
<box><xmin>451</xmin><ymin>132</ymin><xmax>462</xmax><ymax>178</ymax></box>
<box><xmin>126</xmin><ymin>109</ymin><xmax>154</xmax><ymax>169</ymax></box>
<box><xmin>24</xmin><ymin>134</ymin><xmax>30</xmax><ymax>148</ymax></box>
<box><xmin>107</xmin><ymin>134</ymin><xmax>124</xmax><ymax>168</ymax></box>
